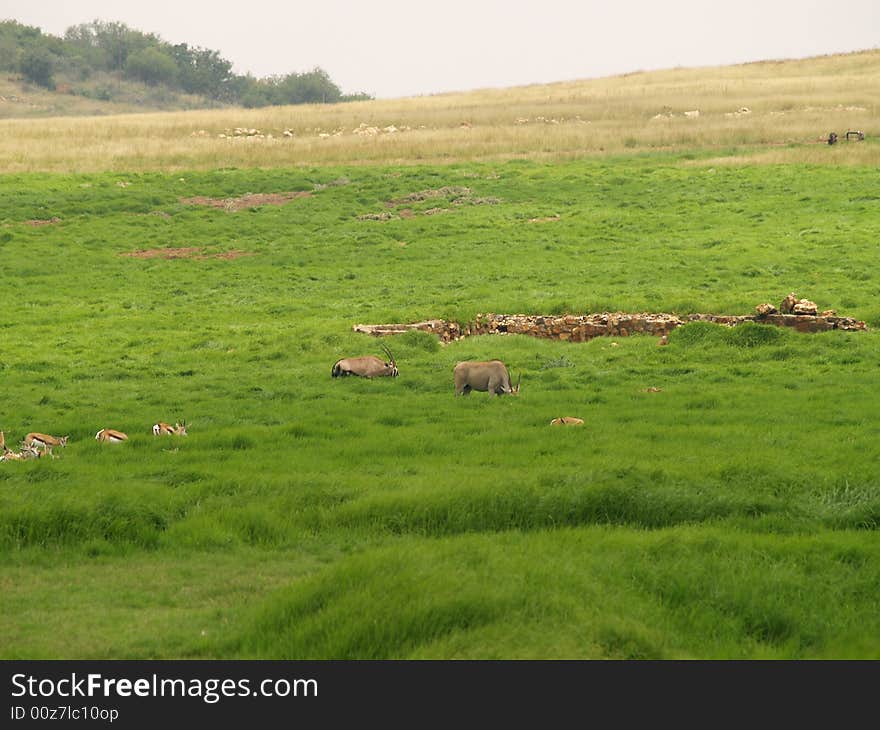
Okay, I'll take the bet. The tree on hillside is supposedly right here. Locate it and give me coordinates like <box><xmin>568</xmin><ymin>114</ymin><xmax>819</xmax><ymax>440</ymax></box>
<box><xmin>19</xmin><ymin>46</ymin><xmax>55</xmax><ymax>89</ymax></box>
<box><xmin>1</xmin><ymin>18</ymin><xmax>373</xmax><ymax>108</ymax></box>
<box><xmin>0</xmin><ymin>20</ymin><xmax>39</xmax><ymax>71</ymax></box>
<box><xmin>277</xmin><ymin>67</ymin><xmax>342</xmax><ymax>104</ymax></box>
<box><xmin>125</xmin><ymin>47</ymin><xmax>178</xmax><ymax>85</ymax></box>
<box><xmin>168</xmin><ymin>44</ymin><xmax>235</xmax><ymax>100</ymax></box>
<box><xmin>64</xmin><ymin>20</ymin><xmax>155</xmax><ymax>71</ymax></box>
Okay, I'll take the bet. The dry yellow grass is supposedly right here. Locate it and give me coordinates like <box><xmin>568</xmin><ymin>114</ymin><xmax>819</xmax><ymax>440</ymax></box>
<box><xmin>0</xmin><ymin>49</ymin><xmax>877</xmax><ymax>172</ymax></box>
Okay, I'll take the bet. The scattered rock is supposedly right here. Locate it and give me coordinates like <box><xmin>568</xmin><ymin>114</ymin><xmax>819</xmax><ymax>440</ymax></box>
<box><xmin>792</xmin><ymin>299</ymin><xmax>818</xmax><ymax>316</ymax></box>
<box><xmin>780</xmin><ymin>292</ymin><xmax>799</xmax><ymax>314</ymax></box>
<box><xmin>351</xmin><ymin>296</ymin><xmax>866</xmax><ymax>344</ymax></box>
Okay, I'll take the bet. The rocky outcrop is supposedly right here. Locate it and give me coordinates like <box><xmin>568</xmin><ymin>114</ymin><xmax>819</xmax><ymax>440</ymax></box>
<box><xmin>353</xmin><ymin>295</ymin><xmax>867</xmax><ymax>343</ymax></box>
<box><xmin>353</xmin><ymin>320</ymin><xmax>463</xmax><ymax>340</ymax></box>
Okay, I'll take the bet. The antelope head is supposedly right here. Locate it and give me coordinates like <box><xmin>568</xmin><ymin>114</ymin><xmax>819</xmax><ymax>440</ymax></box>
<box><xmin>381</xmin><ymin>343</ymin><xmax>399</xmax><ymax>377</ymax></box>
<box><xmin>512</xmin><ymin>372</ymin><xmax>522</xmax><ymax>395</ymax></box>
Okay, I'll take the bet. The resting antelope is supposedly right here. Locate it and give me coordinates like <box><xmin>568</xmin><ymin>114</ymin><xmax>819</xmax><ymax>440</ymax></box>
<box><xmin>1</xmin><ymin>445</ymin><xmax>41</xmax><ymax>461</ymax></box>
<box><xmin>453</xmin><ymin>360</ymin><xmax>520</xmax><ymax>397</ymax></box>
<box><xmin>332</xmin><ymin>343</ymin><xmax>398</xmax><ymax>378</ymax></box>
<box><xmin>550</xmin><ymin>417</ymin><xmax>584</xmax><ymax>426</ymax></box>
<box><xmin>153</xmin><ymin>421</ymin><xmax>187</xmax><ymax>436</ymax></box>
<box><xmin>23</xmin><ymin>432</ymin><xmax>68</xmax><ymax>456</ymax></box>
<box><xmin>95</xmin><ymin>428</ymin><xmax>128</xmax><ymax>443</ymax></box>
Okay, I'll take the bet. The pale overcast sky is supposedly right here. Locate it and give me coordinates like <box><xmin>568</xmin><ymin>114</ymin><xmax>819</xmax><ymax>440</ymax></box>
<box><xmin>1</xmin><ymin>0</ymin><xmax>877</xmax><ymax>99</ymax></box>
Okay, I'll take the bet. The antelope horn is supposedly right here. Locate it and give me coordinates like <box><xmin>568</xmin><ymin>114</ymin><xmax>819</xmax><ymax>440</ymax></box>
<box><xmin>381</xmin><ymin>342</ymin><xmax>395</xmax><ymax>364</ymax></box>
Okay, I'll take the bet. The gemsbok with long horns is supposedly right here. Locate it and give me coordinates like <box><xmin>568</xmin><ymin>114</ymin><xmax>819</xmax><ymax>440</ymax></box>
<box><xmin>453</xmin><ymin>360</ymin><xmax>520</xmax><ymax>397</ymax></box>
<box><xmin>95</xmin><ymin>428</ymin><xmax>128</xmax><ymax>443</ymax></box>
<box><xmin>153</xmin><ymin>421</ymin><xmax>187</xmax><ymax>436</ymax></box>
<box><xmin>332</xmin><ymin>343</ymin><xmax>398</xmax><ymax>378</ymax></box>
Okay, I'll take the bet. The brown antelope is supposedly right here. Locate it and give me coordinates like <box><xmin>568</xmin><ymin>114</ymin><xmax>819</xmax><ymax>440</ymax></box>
<box><xmin>153</xmin><ymin>420</ymin><xmax>187</xmax><ymax>436</ymax></box>
<box><xmin>95</xmin><ymin>428</ymin><xmax>128</xmax><ymax>443</ymax></box>
<box><xmin>550</xmin><ymin>417</ymin><xmax>584</xmax><ymax>426</ymax></box>
<box><xmin>1</xmin><ymin>445</ymin><xmax>40</xmax><ymax>461</ymax></box>
<box><xmin>332</xmin><ymin>343</ymin><xmax>398</xmax><ymax>378</ymax></box>
<box><xmin>453</xmin><ymin>360</ymin><xmax>520</xmax><ymax>397</ymax></box>
<box><xmin>23</xmin><ymin>432</ymin><xmax>68</xmax><ymax>456</ymax></box>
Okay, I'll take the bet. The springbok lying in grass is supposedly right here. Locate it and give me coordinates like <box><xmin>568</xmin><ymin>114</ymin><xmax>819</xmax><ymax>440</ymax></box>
<box><xmin>0</xmin><ymin>445</ymin><xmax>41</xmax><ymax>461</ymax></box>
<box><xmin>152</xmin><ymin>421</ymin><xmax>187</xmax><ymax>436</ymax></box>
<box><xmin>95</xmin><ymin>428</ymin><xmax>128</xmax><ymax>443</ymax></box>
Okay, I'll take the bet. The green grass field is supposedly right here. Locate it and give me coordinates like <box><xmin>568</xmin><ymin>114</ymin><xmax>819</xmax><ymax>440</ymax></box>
<box><xmin>1</xmin><ymin>152</ymin><xmax>878</xmax><ymax>658</ymax></box>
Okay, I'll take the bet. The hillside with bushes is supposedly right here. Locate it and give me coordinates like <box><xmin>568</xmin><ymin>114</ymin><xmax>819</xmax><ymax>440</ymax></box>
<box><xmin>0</xmin><ymin>18</ymin><xmax>371</xmax><ymax>117</ymax></box>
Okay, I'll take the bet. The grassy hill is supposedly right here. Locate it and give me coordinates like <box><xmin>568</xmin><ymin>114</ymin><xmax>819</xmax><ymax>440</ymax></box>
<box><xmin>0</xmin><ymin>51</ymin><xmax>879</xmax><ymax>659</ymax></box>
<box><xmin>1</xmin><ymin>48</ymin><xmax>878</xmax><ymax>172</ymax></box>
<box><xmin>0</xmin><ymin>74</ymin><xmax>221</xmax><ymax>119</ymax></box>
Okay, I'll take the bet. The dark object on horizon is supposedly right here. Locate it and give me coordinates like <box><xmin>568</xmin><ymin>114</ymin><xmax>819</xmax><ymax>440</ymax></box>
<box><xmin>827</xmin><ymin>132</ymin><xmax>838</xmax><ymax>145</ymax></box>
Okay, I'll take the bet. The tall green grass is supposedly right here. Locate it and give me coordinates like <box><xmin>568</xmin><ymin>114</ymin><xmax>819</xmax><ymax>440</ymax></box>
<box><xmin>0</xmin><ymin>155</ymin><xmax>878</xmax><ymax>658</ymax></box>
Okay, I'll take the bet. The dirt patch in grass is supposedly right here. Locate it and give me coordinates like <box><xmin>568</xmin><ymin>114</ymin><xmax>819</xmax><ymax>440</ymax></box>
<box><xmin>360</xmin><ymin>187</ymin><xmax>501</xmax><ymax>221</ymax></box>
<box><xmin>120</xmin><ymin>247</ymin><xmax>256</xmax><ymax>260</ymax></box>
<box><xmin>388</xmin><ymin>186</ymin><xmax>473</xmax><ymax>205</ymax></box>
<box><xmin>23</xmin><ymin>217</ymin><xmax>61</xmax><ymax>226</ymax></box>
<box><xmin>528</xmin><ymin>215</ymin><xmax>561</xmax><ymax>223</ymax></box>
<box><xmin>180</xmin><ymin>191</ymin><xmax>312</xmax><ymax>212</ymax></box>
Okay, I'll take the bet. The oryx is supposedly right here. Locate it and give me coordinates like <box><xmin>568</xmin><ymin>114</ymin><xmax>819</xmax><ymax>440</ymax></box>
<box><xmin>453</xmin><ymin>360</ymin><xmax>520</xmax><ymax>396</ymax></box>
<box><xmin>332</xmin><ymin>343</ymin><xmax>399</xmax><ymax>378</ymax></box>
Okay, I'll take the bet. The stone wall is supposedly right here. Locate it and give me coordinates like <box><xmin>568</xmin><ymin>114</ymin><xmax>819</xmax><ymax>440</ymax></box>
<box><xmin>353</xmin><ymin>310</ymin><xmax>867</xmax><ymax>343</ymax></box>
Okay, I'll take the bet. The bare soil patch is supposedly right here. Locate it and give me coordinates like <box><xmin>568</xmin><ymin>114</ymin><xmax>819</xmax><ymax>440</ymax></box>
<box><xmin>120</xmin><ymin>247</ymin><xmax>256</xmax><ymax>260</ymax></box>
<box><xmin>23</xmin><ymin>217</ymin><xmax>60</xmax><ymax>226</ymax></box>
<box><xmin>359</xmin><ymin>187</ymin><xmax>501</xmax><ymax>221</ymax></box>
<box><xmin>180</xmin><ymin>191</ymin><xmax>312</xmax><ymax>212</ymax></box>
<box><xmin>528</xmin><ymin>215</ymin><xmax>561</xmax><ymax>223</ymax></box>
<box><xmin>386</xmin><ymin>186</ymin><xmax>501</xmax><ymax>208</ymax></box>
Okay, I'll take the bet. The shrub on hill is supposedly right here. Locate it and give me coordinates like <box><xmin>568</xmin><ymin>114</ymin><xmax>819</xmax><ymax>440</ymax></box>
<box><xmin>0</xmin><ymin>18</ymin><xmax>372</xmax><ymax>109</ymax></box>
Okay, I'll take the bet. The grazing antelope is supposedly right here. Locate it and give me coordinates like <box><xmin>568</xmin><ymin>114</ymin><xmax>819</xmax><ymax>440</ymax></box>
<box><xmin>550</xmin><ymin>417</ymin><xmax>584</xmax><ymax>426</ymax></box>
<box><xmin>95</xmin><ymin>428</ymin><xmax>128</xmax><ymax>443</ymax></box>
<box><xmin>153</xmin><ymin>420</ymin><xmax>187</xmax><ymax>436</ymax></box>
<box><xmin>23</xmin><ymin>432</ymin><xmax>68</xmax><ymax>457</ymax></box>
<box><xmin>453</xmin><ymin>360</ymin><xmax>520</xmax><ymax>397</ymax></box>
<box><xmin>332</xmin><ymin>343</ymin><xmax>398</xmax><ymax>378</ymax></box>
